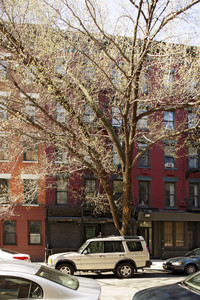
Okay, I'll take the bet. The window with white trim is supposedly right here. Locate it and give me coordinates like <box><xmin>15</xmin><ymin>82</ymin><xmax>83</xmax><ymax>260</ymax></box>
<box><xmin>0</xmin><ymin>134</ymin><xmax>8</xmax><ymax>161</ymax></box>
<box><xmin>0</xmin><ymin>179</ymin><xmax>8</xmax><ymax>203</ymax></box>
<box><xmin>23</xmin><ymin>140</ymin><xmax>37</xmax><ymax>162</ymax></box>
<box><xmin>28</xmin><ymin>221</ymin><xmax>41</xmax><ymax>244</ymax></box>
<box><xmin>24</xmin><ymin>179</ymin><xmax>38</xmax><ymax>204</ymax></box>
<box><xmin>85</xmin><ymin>105</ymin><xmax>95</xmax><ymax>123</ymax></box>
<box><xmin>112</xmin><ymin>107</ymin><xmax>122</xmax><ymax>128</ymax></box>
<box><xmin>164</xmin><ymin>144</ymin><xmax>175</xmax><ymax>168</ymax></box>
<box><xmin>164</xmin><ymin>111</ymin><xmax>174</xmax><ymax>130</ymax></box>
<box><xmin>138</xmin><ymin>142</ymin><xmax>150</xmax><ymax>167</ymax></box>
<box><xmin>56</xmin><ymin>177</ymin><xmax>68</xmax><ymax>205</ymax></box>
<box><xmin>85</xmin><ymin>178</ymin><xmax>96</xmax><ymax>200</ymax></box>
<box><xmin>56</xmin><ymin>103</ymin><xmax>67</xmax><ymax>123</ymax></box>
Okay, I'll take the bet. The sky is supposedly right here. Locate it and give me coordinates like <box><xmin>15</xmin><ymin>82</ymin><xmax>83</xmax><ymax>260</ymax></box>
<box><xmin>105</xmin><ymin>0</ymin><xmax>200</xmax><ymax>46</ymax></box>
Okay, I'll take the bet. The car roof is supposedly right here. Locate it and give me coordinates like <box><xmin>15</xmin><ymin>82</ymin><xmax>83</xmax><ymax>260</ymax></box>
<box><xmin>0</xmin><ymin>261</ymin><xmax>40</xmax><ymax>274</ymax></box>
<box><xmin>86</xmin><ymin>236</ymin><xmax>144</xmax><ymax>242</ymax></box>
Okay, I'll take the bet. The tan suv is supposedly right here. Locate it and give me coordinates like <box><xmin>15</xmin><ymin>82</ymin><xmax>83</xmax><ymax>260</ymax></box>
<box><xmin>47</xmin><ymin>236</ymin><xmax>151</xmax><ymax>278</ymax></box>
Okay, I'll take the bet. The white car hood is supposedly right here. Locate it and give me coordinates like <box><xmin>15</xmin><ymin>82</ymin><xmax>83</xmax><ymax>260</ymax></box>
<box><xmin>51</xmin><ymin>251</ymin><xmax>80</xmax><ymax>259</ymax></box>
<box><xmin>77</xmin><ymin>276</ymin><xmax>101</xmax><ymax>295</ymax></box>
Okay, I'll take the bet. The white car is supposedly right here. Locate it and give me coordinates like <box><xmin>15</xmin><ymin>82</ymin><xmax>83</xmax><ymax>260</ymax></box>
<box><xmin>0</xmin><ymin>248</ymin><xmax>31</xmax><ymax>262</ymax></box>
<box><xmin>0</xmin><ymin>261</ymin><xmax>101</xmax><ymax>300</ymax></box>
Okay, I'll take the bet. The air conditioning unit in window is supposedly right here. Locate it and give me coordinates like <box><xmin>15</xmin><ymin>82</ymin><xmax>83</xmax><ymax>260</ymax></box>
<box><xmin>165</xmin><ymin>162</ymin><xmax>174</xmax><ymax>168</ymax></box>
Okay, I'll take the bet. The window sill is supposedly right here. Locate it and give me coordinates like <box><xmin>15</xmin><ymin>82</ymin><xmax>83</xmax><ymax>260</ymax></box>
<box><xmin>164</xmin><ymin>207</ymin><xmax>178</xmax><ymax>210</ymax></box>
<box><xmin>23</xmin><ymin>161</ymin><xmax>38</xmax><ymax>163</ymax></box>
<box><xmin>138</xmin><ymin>166</ymin><xmax>151</xmax><ymax>169</ymax></box>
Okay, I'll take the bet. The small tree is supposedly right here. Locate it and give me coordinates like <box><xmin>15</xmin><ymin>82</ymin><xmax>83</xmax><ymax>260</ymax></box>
<box><xmin>0</xmin><ymin>0</ymin><xmax>200</xmax><ymax>233</ymax></box>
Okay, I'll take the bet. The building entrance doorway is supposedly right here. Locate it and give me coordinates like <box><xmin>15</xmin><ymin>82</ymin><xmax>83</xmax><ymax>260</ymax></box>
<box><xmin>137</xmin><ymin>221</ymin><xmax>152</xmax><ymax>255</ymax></box>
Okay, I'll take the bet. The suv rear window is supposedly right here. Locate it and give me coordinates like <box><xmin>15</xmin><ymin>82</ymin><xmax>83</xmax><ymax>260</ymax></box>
<box><xmin>126</xmin><ymin>241</ymin><xmax>143</xmax><ymax>252</ymax></box>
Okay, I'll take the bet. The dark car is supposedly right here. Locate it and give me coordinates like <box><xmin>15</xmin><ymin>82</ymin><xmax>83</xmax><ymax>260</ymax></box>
<box><xmin>132</xmin><ymin>270</ymin><xmax>200</xmax><ymax>299</ymax></box>
<box><xmin>163</xmin><ymin>248</ymin><xmax>200</xmax><ymax>275</ymax></box>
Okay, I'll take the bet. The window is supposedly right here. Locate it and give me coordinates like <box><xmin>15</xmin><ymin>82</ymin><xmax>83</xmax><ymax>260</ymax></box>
<box><xmin>189</xmin><ymin>146</ymin><xmax>198</xmax><ymax>169</ymax></box>
<box><xmin>163</xmin><ymin>69</ymin><xmax>175</xmax><ymax>92</ymax></box>
<box><xmin>0</xmin><ymin>60</ymin><xmax>8</xmax><ymax>80</ymax></box>
<box><xmin>56</xmin><ymin>103</ymin><xmax>67</xmax><ymax>123</ymax></box>
<box><xmin>4</xmin><ymin>221</ymin><xmax>16</xmax><ymax>245</ymax></box>
<box><xmin>189</xmin><ymin>183</ymin><xmax>199</xmax><ymax>208</ymax></box>
<box><xmin>25</xmin><ymin>100</ymin><xmax>36</xmax><ymax>121</ymax></box>
<box><xmin>0</xmin><ymin>179</ymin><xmax>8</xmax><ymax>203</ymax></box>
<box><xmin>176</xmin><ymin>222</ymin><xmax>184</xmax><ymax>247</ymax></box>
<box><xmin>55</xmin><ymin>147</ymin><xmax>68</xmax><ymax>163</ymax></box>
<box><xmin>23</xmin><ymin>140</ymin><xmax>37</xmax><ymax>162</ymax></box>
<box><xmin>104</xmin><ymin>241</ymin><xmax>124</xmax><ymax>253</ymax></box>
<box><xmin>24</xmin><ymin>65</ymin><xmax>36</xmax><ymax>83</ymax></box>
<box><xmin>85</xmin><ymin>226</ymin><xmax>96</xmax><ymax>240</ymax></box>
<box><xmin>188</xmin><ymin>78</ymin><xmax>198</xmax><ymax>95</ymax></box>
<box><xmin>28</xmin><ymin>221</ymin><xmax>41</xmax><ymax>244</ymax></box>
<box><xmin>188</xmin><ymin>110</ymin><xmax>198</xmax><ymax>128</ymax></box>
<box><xmin>113</xmin><ymin>144</ymin><xmax>121</xmax><ymax>165</ymax></box>
<box><xmin>138</xmin><ymin>142</ymin><xmax>150</xmax><ymax>167</ymax></box>
<box><xmin>164</xmin><ymin>222</ymin><xmax>173</xmax><ymax>247</ymax></box>
<box><xmin>24</xmin><ymin>179</ymin><xmax>38</xmax><ymax>204</ymax></box>
<box><xmin>139</xmin><ymin>181</ymin><xmax>150</xmax><ymax>206</ymax></box>
<box><xmin>164</xmin><ymin>144</ymin><xmax>175</xmax><ymax>168</ymax></box>
<box><xmin>139</xmin><ymin>70</ymin><xmax>149</xmax><ymax>94</ymax></box>
<box><xmin>127</xmin><ymin>241</ymin><xmax>143</xmax><ymax>252</ymax></box>
<box><xmin>0</xmin><ymin>134</ymin><xmax>8</xmax><ymax>161</ymax></box>
<box><xmin>56</xmin><ymin>177</ymin><xmax>68</xmax><ymax>205</ymax></box>
<box><xmin>86</xmin><ymin>241</ymin><xmax>104</xmax><ymax>253</ymax></box>
<box><xmin>84</xmin><ymin>64</ymin><xmax>95</xmax><ymax>82</ymax></box>
<box><xmin>165</xmin><ymin>182</ymin><xmax>176</xmax><ymax>207</ymax></box>
<box><xmin>85</xmin><ymin>105</ymin><xmax>95</xmax><ymax>123</ymax></box>
<box><xmin>163</xmin><ymin>221</ymin><xmax>184</xmax><ymax>247</ymax></box>
<box><xmin>112</xmin><ymin>106</ymin><xmax>122</xmax><ymax>128</ymax></box>
<box><xmin>164</xmin><ymin>111</ymin><xmax>174</xmax><ymax>130</ymax></box>
<box><xmin>85</xmin><ymin>178</ymin><xmax>96</xmax><ymax>200</ymax></box>
<box><xmin>111</xmin><ymin>65</ymin><xmax>123</xmax><ymax>86</ymax></box>
<box><xmin>56</xmin><ymin>57</ymin><xmax>66</xmax><ymax>76</ymax></box>
<box><xmin>0</xmin><ymin>97</ymin><xmax>8</xmax><ymax>119</ymax></box>
<box><xmin>137</xmin><ymin>107</ymin><xmax>148</xmax><ymax>130</ymax></box>
<box><xmin>113</xmin><ymin>179</ymin><xmax>123</xmax><ymax>202</ymax></box>
<box><xmin>0</xmin><ymin>276</ymin><xmax>43</xmax><ymax>299</ymax></box>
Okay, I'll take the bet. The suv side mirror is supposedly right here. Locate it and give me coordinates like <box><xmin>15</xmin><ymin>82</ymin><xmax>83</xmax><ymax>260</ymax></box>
<box><xmin>83</xmin><ymin>249</ymin><xmax>89</xmax><ymax>254</ymax></box>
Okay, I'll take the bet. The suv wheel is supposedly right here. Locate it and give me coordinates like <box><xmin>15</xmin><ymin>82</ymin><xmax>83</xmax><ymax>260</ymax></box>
<box><xmin>57</xmin><ymin>263</ymin><xmax>75</xmax><ymax>275</ymax></box>
<box><xmin>116</xmin><ymin>262</ymin><xmax>134</xmax><ymax>278</ymax></box>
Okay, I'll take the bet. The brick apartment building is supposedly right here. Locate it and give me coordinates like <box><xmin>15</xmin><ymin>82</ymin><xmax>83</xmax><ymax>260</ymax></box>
<box><xmin>46</xmin><ymin>109</ymin><xmax>200</xmax><ymax>259</ymax></box>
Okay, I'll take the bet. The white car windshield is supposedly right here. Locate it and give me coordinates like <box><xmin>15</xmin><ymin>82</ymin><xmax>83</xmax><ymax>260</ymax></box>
<box><xmin>36</xmin><ymin>265</ymin><xmax>79</xmax><ymax>290</ymax></box>
<box><xmin>183</xmin><ymin>272</ymin><xmax>200</xmax><ymax>292</ymax></box>
<box><xmin>78</xmin><ymin>241</ymin><xmax>88</xmax><ymax>253</ymax></box>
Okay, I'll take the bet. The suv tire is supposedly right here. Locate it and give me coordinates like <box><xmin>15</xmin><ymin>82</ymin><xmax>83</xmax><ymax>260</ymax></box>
<box><xmin>57</xmin><ymin>263</ymin><xmax>75</xmax><ymax>275</ymax></box>
<box><xmin>116</xmin><ymin>262</ymin><xmax>134</xmax><ymax>278</ymax></box>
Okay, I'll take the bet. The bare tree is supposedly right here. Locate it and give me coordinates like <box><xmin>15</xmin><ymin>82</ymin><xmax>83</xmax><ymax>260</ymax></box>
<box><xmin>0</xmin><ymin>0</ymin><xmax>200</xmax><ymax>234</ymax></box>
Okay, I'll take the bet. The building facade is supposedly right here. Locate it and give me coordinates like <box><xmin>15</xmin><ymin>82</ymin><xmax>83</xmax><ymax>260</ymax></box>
<box><xmin>0</xmin><ymin>43</ymin><xmax>200</xmax><ymax>262</ymax></box>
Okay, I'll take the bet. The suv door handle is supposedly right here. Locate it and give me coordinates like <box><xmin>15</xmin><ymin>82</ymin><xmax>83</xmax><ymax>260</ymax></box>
<box><xmin>100</xmin><ymin>255</ymin><xmax>105</xmax><ymax>257</ymax></box>
<box><xmin>119</xmin><ymin>254</ymin><xmax>125</xmax><ymax>257</ymax></box>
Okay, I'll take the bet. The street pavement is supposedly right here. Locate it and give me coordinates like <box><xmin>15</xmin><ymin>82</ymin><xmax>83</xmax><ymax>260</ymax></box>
<box><xmin>92</xmin><ymin>260</ymin><xmax>187</xmax><ymax>300</ymax></box>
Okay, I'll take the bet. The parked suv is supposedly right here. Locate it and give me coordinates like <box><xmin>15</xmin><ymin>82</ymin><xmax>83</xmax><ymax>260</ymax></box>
<box><xmin>47</xmin><ymin>236</ymin><xmax>151</xmax><ymax>278</ymax></box>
